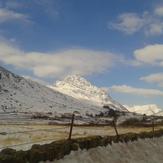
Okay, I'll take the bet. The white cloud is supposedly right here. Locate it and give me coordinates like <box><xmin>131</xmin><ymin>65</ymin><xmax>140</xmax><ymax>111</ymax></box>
<box><xmin>0</xmin><ymin>8</ymin><xmax>30</xmax><ymax>23</ymax></box>
<box><xmin>110</xmin><ymin>7</ymin><xmax>163</xmax><ymax>36</ymax></box>
<box><xmin>0</xmin><ymin>41</ymin><xmax>121</xmax><ymax>78</ymax></box>
<box><xmin>3</xmin><ymin>0</ymin><xmax>59</xmax><ymax>19</ymax></box>
<box><xmin>134</xmin><ymin>44</ymin><xmax>163</xmax><ymax>66</ymax></box>
<box><xmin>140</xmin><ymin>73</ymin><xmax>163</xmax><ymax>87</ymax></box>
<box><xmin>146</xmin><ymin>22</ymin><xmax>163</xmax><ymax>36</ymax></box>
<box><xmin>155</xmin><ymin>6</ymin><xmax>163</xmax><ymax>17</ymax></box>
<box><xmin>109</xmin><ymin>13</ymin><xmax>145</xmax><ymax>34</ymax></box>
<box><xmin>110</xmin><ymin>85</ymin><xmax>163</xmax><ymax>97</ymax></box>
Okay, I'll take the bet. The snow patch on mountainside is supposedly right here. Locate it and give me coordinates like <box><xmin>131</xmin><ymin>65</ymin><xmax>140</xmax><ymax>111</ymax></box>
<box><xmin>125</xmin><ymin>104</ymin><xmax>162</xmax><ymax>115</ymax></box>
<box><xmin>51</xmin><ymin>75</ymin><xmax>127</xmax><ymax>111</ymax></box>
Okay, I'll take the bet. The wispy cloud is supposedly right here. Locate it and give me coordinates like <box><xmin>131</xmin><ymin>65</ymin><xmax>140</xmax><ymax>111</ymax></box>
<box><xmin>109</xmin><ymin>5</ymin><xmax>163</xmax><ymax>36</ymax></box>
<box><xmin>110</xmin><ymin>85</ymin><xmax>163</xmax><ymax>97</ymax></box>
<box><xmin>0</xmin><ymin>41</ymin><xmax>122</xmax><ymax>78</ymax></box>
<box><xmin>134</xmin><ymin>44</ymin><xmax>163</xmax><ymax>66</ymax></box>
<box><xmin>146</xmin><ymin>22</ymin><xmax>163</xmax><ymax>36</ymax></box>
<box><xmin>140</xmin><ymin>73</ymin><xmax>163</xmax><ymax>87</ymax></box>
<box><xmin>0</xmin><ymin>8</ymin><xmax>30</xmax><ymax>23</ymax></box>
<box><xmin>109</xmin><ymin>13</ymin><xmax>145</xmax><ymax>34</ymax></box>
<box><xmin>155</xmin><ymin>6</ymin><xmax>163</xmax><ymax>17</ymax></box>
<box><xmin>1</xmin><ymin>0</ymin><xmax>59</xmax><ymax>21</ymax></box>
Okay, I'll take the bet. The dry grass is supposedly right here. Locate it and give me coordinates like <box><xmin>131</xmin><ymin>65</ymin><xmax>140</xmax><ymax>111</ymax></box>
<box><xmin>0</xmin><ymin>124</ymin><xmax>163</xmax><ymax>150</ymax></box>
<box><xmin>0</xmin><ymin>136</ymin><xmax>22</xmax><ymax>146</ymax></box>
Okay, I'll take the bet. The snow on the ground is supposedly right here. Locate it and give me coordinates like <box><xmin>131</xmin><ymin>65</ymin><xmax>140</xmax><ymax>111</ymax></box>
<box><xmin>42</xmin><ymin>136</ymin><xmax>163</xmax><ymax>163</ymax></box>
<box><xmin>125</xmin><ymin>104</ymin><xmax>162</xmax><ymax>116</ymax></box>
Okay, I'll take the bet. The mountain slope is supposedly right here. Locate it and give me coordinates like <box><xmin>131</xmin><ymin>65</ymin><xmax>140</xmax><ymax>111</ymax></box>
<box><xmin>0</xmin><ymin>66</ymin><xmax>110</xmax><ymax>116</ymax></box>
<box><xmin>51</xmin><ymin>75</ymin><xmax>127</xmax><ymax>111</ymax></box>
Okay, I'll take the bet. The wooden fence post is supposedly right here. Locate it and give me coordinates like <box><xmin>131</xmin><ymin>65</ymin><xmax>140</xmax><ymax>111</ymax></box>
<box><xmin>152</xmin><ymin>116</ymin><xmax>155</xmax><ymax>138</ymax></box>
<box><xmin>68</xmin><ymin>113</ymin><xmax>75</xmax><ymax>140</ymax></box>
<box><xmin>113</xmin><ymin>118</ymin><xmax>119</xmax><ymax>139</ymax></box>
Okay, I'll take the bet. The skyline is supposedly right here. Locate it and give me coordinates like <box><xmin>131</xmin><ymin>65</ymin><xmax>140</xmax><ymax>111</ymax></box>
<box><xmin>0</xmin><ymin>0</ymin><xmax>163</xmax><ymax>107</ymax></box>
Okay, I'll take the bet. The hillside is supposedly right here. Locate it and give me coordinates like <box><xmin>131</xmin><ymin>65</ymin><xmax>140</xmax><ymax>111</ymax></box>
<box><xmin>0</xmin><ymin>66</ymin><xmax>110</xmax><ymax>117</ymax></box>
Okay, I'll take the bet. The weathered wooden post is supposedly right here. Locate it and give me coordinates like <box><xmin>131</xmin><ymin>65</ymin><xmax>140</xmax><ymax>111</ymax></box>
<box><xmin>107</xmin><ymin>108</ymin><xmax>119</xmax><ymax>139</ymax></box>
<box><xmin>113</xmin><ymin>117</ymin><xmax>119</xmax><ymax>139</ymax></box>
<box><xmin>152</xmin><ymin>116</ymin><xmax>155</xmax><ymax>138</ymax></box>
<box><xmin>149</xmin><ymin>107</ymin><xmax>155</xmax><ymax>138</ymax></box>
<box><xmin>68</xmin><ymin>113</ymin><xmax>75</xmax><ymax>140</ymax></box>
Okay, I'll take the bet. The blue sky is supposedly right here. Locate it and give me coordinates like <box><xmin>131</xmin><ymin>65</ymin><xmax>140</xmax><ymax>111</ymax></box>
<box><xmin>0</xmin><ymin>0</ymin><xmax>163</xmax><ymax>107</ymax></box>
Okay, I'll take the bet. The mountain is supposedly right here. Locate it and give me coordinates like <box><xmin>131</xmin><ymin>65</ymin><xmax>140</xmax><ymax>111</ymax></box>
<box><xmin>0</xmin><ymin>66</ymin><xmax>112</xmax><ymax>116</ymax></box>
<box><xmin>51</xmin><ymin>74</ymin><xmax>127</xmax><ymax>112</ymax></box>
<box><xmin>125</xmin><ymin>104</ymin><xmax>162</xmax><ymax>116</ymax></box>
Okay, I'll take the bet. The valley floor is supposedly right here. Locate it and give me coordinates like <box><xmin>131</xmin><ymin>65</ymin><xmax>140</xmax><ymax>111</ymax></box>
<box><xmin>0</xmin><ymin>124</ymin><xmax>163</xmax><ymax>151</ymax></box>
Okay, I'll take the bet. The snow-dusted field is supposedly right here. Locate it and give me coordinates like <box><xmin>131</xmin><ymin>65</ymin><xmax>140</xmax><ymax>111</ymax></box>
<box><xmin>1</xmin><ymin>124</ymin><xmax>163</xmax><ymax>151</ymax></box>
<box><xmin>42</xmin><ymin>136</ymin><xmax>163</xmax><ymax>163</ymax></box>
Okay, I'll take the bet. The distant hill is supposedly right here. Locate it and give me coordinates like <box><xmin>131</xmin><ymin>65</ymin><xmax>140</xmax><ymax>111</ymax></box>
<box><xmin>125</xmin><ymin>104</ymin><xmax>162</xmax><ymax>115</ymax></box>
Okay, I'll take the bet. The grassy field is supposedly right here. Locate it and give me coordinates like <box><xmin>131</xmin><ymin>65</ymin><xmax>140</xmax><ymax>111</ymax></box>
<box><xmin>0</xmin><ymin>124</ymin><xmax>163</xmax><ymax>151</ymax></box>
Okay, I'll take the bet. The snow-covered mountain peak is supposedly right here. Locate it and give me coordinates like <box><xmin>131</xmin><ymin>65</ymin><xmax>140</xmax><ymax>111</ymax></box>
<box><xmin>0</xmin><ymin>66</ymin><xmax>127</xmax><ymax>117</ymax></box>
<box><xmin>0</xmin><ymin>66</ymin><xmax>112</xmax><ymax>116</ymax></box>
<box><xmin>125</xmin><ymin>104</ymin><xmax>162</xmax><ymax>115</ymax></box>
<box><xmin>57</xmin><ymin>74</ymin><xmax>99</xmax><ymax>91</ymax></box>
<box><xmin>0</xmin><ymin>66</ymin><xmax>20</xmax><ymax>80</ymax></box>
<box><xmin>56</xmin><ymin>75</ymin><xmax>108</xmax><ymax>104</ymax></box>
<box><xmin>60</xmin><ymin>74</ymin><xmax>90</xmax><ymax>86</ymax></box>
<box><xmin>0</xmin><ymin>66</ymin><xmax>23</xmax><ymax>90</ymax></box>
<box><xmin>54</xmin><ymin>75</ymin><xmax>127</xmax><ymax>111</ymax></box>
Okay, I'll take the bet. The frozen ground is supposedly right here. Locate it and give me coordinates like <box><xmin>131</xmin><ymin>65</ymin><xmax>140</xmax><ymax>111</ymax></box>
<box><xmin>0</xmin><ymin>124</ymin><xmax>163</xmax><ymax>151</ymax></box>
<box><xmin>42</xmin><ymin>136</ymin><xmax>163</xmax><ymax>163</ymax></box>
